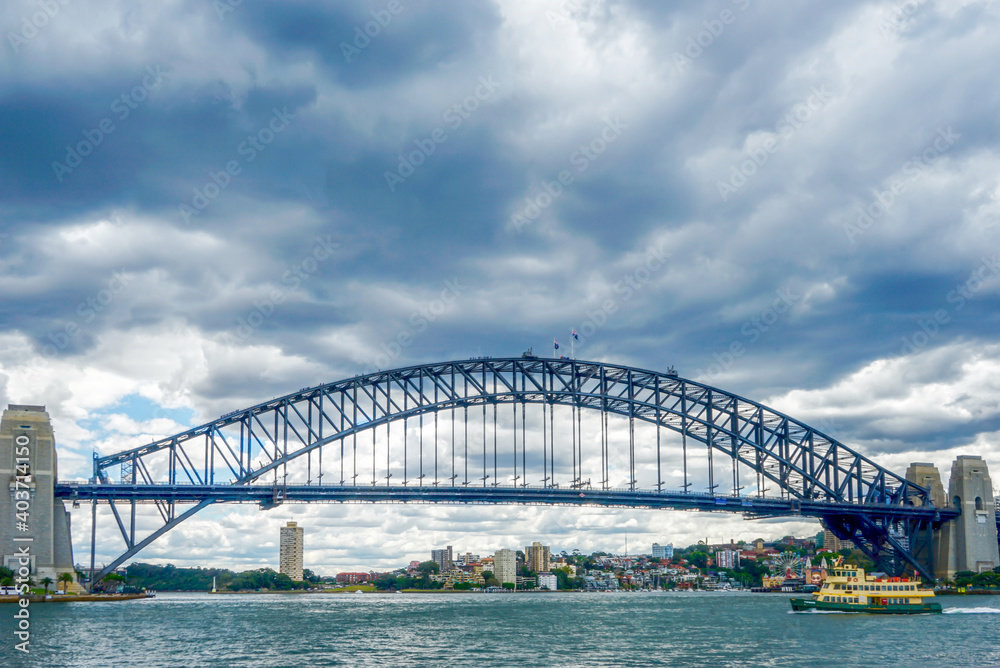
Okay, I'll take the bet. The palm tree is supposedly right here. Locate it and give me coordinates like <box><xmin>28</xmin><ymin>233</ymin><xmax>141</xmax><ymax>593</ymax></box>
<box><xmin>40</xmin><ymin>577</ymin><xmax>53</xmax><ymax>594</ymax></box>
<box><xmin>58</xmin><ymin>573</ymin><xmax>74</xmax><ymax>593</ymax></box>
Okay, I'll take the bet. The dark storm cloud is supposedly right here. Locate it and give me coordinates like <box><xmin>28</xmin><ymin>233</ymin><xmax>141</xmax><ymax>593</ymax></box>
<box><xmin>230</xmin><ymin>0</ymin><xmax>502</xmax><ymax>88</ymax></box>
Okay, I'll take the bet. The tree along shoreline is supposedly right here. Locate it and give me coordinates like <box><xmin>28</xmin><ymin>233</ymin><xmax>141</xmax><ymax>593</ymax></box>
<box><xmin>121</xmin><ymin>563</ymin><xmax>319</xmax><ymax>592</ymax></box>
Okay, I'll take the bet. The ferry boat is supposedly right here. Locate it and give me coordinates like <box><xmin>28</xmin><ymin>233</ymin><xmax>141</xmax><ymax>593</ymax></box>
<box><xmin>790</xmin><ymin>562</ymin><xmax>941</xmax><ymax>614</ymax></box>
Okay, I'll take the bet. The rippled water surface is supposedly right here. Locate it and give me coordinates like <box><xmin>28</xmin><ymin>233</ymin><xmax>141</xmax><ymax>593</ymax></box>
<box><xmin>3</xmin><ymin>591</ymin><xmax>1000</xmax><ymax>667</ymax></box>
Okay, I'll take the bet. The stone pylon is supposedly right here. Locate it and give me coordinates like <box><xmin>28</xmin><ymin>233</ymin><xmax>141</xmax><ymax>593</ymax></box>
<box><xmin>905</xmin><ymin>462</ymin><xmax>950</xmax><ymax>579</ymax></box>
<box><xmin>0</xmin><ymin>405</ymin><xmax>84</xmax><ymax>593</ymax></box>
<box><xmin>944</xmin><ymin>456</ymin><xmax>999</xmax><ymax>578</ymax></box>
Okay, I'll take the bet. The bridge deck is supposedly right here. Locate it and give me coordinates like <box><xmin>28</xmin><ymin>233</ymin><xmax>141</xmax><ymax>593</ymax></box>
<box><xmin>56</xmin><ymin>483</ymin><xmax>957</xmax><ymax>521</ymax></box>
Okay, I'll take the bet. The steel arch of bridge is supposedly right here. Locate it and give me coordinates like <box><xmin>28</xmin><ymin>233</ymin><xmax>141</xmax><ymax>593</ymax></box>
<box><xmin>65</xmin><ymin>358</ymin><xmax>953</xmax><ymax>582</ymax></box>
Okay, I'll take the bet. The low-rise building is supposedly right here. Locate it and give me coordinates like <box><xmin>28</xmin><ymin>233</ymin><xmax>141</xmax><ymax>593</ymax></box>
<box><xmin>538</xmin><ymin>572</ymin><xmax>557</xmax><ymax>591</ymax></box>
<box><xmin>761</xmin><ymin>575</ymin><xmax>784</xmax><ymax>589</ymax></box>
<box><xmin>336</xmin><ymin>572</ymin><xmax>370</xmax><ymax>584</ymax></box>
<box><xmin>433</xmin><ymin>569</ymin><xmax>485</xmax><ymax>588</ymax></box>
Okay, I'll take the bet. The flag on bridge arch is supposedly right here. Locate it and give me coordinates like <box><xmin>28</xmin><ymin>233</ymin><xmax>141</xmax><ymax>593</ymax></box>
<box><xmin>553</xmin><ymin>339</ymin><xmax>559</xmax><ymax>350</ymax></box>
<box><xmin>572</xmin><ymin>330</ymin><xmax>579</xmax><ymax>340</ymax></box>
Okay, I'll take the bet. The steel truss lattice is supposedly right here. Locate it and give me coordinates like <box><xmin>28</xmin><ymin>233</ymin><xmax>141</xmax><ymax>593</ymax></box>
<box><xmin>62</xmin><ymin>358</ymin><xmax>955</xmax><ymax>583</ymax></box>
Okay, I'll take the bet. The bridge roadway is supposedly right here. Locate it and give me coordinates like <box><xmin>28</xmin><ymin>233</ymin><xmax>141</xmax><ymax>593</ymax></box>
<box><xmin>55</xmin><ymin>482</ymin><xmax>958</xmax><ymax>522</ymax></box>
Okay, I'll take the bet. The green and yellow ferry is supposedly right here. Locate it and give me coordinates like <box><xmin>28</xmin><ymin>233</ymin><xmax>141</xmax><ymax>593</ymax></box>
<box><xmin>790</xmin><ymin>563</ymin><xmax>941</xmax><ymax>614</ymax></box>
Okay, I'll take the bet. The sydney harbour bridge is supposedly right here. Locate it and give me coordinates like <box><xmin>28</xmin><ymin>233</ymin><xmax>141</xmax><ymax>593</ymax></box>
<box><xmin>50</xmin><ymin>356</ymin><xmax>973</xmax><ymax>584</ymax></box>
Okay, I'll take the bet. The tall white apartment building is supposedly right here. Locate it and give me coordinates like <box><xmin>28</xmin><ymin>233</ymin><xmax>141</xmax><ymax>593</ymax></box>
<box><xmin>279</xmin><ymin>521</ymin><xmax>304</xmax><ymax>581</ymax></box>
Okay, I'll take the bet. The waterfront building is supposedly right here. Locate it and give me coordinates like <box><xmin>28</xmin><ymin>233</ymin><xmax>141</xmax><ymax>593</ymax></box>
<box><xmin>584</xmin><ymin>572</ymin><xmax>619</xmax><ymax>591</ymax></box>
<box><xmin>431</xmin><ymin>545</ymin><xmax>454</xmax><ymax>571</ymax></box>
<box><xmin>525</xmin><ymin>541</ymin><xmax>550</xmax><ymax>573</ymax></box>
<box><xmin>336</xmin><ymin>572</ymin><xmax>369</xmax><ymax>584</ymax></box>
<box><xmin>279</xmin><ymin>521</ymin><xmax>304</xmax><ymax>581</ymax></box>
<box><xmin>538</xmin><ymin>572</ymin><xmax>557</xmax><ymax>591</ymax></box>
<box><xmin>515</xmin><ymin>575</ymin><xmax>536</xmax><ymax>588</ymax></box>
<box><xmin>651</xmin><ymin>543</ymin><xmax>674</xmax><ymax>559</ymax></box>
<box><xmin>762</xmin><ymin>575</ymin><xmax>784</xmax><ymax>589</ymax></box>
<box><xmin>494</xmin><ymin>548</ymin><xmax>517</xmax><ymax>584</ymax></box>
<box><xmin>433</xmin><ymin>569</ymin><xmax>485</xmax><ymax>588</ymax></box>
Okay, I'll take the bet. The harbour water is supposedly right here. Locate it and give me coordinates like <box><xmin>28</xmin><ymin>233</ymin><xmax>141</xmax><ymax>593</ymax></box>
<box><xmin>3</xmin><ymin>591</ymin><xmax>1000</xmax><ymax>667</ymax></box>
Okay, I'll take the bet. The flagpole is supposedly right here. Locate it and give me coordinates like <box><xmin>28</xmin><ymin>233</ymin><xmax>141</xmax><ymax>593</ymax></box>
<box><xmin>571</xmin><ymin>331</ymin><xmax>574</xmax><ymax>360</ymax></box>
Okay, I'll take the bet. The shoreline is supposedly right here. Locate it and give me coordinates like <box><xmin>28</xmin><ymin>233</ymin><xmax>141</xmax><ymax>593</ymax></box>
<box><xmin>0</xmin><ymin>593</ymin><xmax>153</xmax><ymax>603</ymax></box>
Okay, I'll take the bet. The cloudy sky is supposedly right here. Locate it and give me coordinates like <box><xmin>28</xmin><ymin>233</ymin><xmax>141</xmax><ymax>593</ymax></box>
<box><xmin>2</xmin><ymin>0</ymin><xmax>999</xmax><ymax>574</ymax></box>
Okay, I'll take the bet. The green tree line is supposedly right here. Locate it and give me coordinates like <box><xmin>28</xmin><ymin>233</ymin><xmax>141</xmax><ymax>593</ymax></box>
<box><xmin>124</xmin><ymin>563</ymin><xmax>312</xmax><ymax>591</ymax></box>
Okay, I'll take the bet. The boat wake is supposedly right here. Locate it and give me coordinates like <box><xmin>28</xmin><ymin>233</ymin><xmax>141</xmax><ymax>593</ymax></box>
<box><xmin>787</xmin><ymin>610</ymin><xmax>852</xmax><ymax>614</ymax></box>
<box><xmin>943</xmin><ymin>607</ymin><xmax>1000</xmax><ymax>614</ymax></box>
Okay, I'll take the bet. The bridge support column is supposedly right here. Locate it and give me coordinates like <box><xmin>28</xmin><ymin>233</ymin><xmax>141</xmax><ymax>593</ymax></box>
<box><xmin>1</xmin><ymin>405</ymin><xmax>84</xmax><ymax>593</ymax></box>
<box><xmin>905</xmin><ymin>462</ymin><xmax>949</xmax><ymax>580</ymax></box>
<box><xmin>942</xmin><ymin>456</ymin><xmax>999</xmax><ymax>579</ymax></box>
